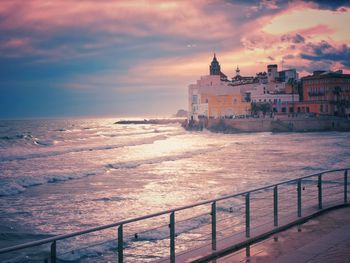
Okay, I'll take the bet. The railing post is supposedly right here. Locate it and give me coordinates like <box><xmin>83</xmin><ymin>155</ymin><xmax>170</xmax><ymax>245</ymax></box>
<box><xmin>297</xmin><ymin>180</ymin><xmax>302</xmax><ymax>217</ymax></box>
<box><xmin>245</xmin><ymin>193</ymin><xmax>250</xmax><ymax>238</ymax></box>
<box><xmin>246</xmin><ymin>245</ymin><xmax>250</xmax><ymax>258</ymax></box>
<box><xmin>50</xmin><ymin>241</ymin><xmax>56</xmax><ymax>263</ymax></box>
<box><xmin>118</xmin><ymin>225</ymin><xmax>123</xmax><ymax>263</ymax></box>
<box><xmin>274</xmin><ymin>186</ymin><xmax>278</xmax><ymax>227</ymax></box>
<box><xmin>211</xmin><ymin>201</ymin><xmax>217</xmax><ymax>250</ymax></box>
<box><xmin>345</xmin><ymin>170</ymin><xmax>348</xmax><ymax>204</ymax></box>
<box><xmin>318</xmin><ymin>174</ymin><xmax>323</xmax><ymax>209</ymax></box>
<box><xmin>170</xmin><ymin>212</ymin><xmax>175</xmax><ymax>263</ymax></box>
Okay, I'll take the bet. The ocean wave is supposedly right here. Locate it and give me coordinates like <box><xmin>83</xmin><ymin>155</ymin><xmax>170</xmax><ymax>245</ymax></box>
<box><xmin>52</xmin><ymin>128</ymin><xmax>67</xmax><ymax>132</ymax></box>
<box><xmin>57</xmin><ymin>215</ymin><xmax>211</xmax><ymax>261</ymax></box>
<box><xmin>0</xmin><ymin>145</ymin><xmax>222</xmax><ymax>197</ymax></box>
<box><xmin>0</xmin><ymin>134</ymin><xmax>56</xmax><ymax>147</ymax></box>
<box><xmin>106</xmin><ymin>146</ymin><xmax>224</xmax><ymax>170</ymax></box>
<box><xmin>0</xmin><ymin>135</ymin><xmax>169</xmax><ymax>162</ymax></box>
<box><xmin>99</xmin><ymin>129</ymin><xmax>179</xmax><ymax>138</ymax></box>
<box><xmin>91</xmin><ymin>196</ymin><xmax>126</xmax><ymax>202</ymax></box>
<box><xmin>302</xmin><ymin>166</ymin><xmax>325</xmax><ymax>171</ymax></box>
<box><xmin>0</xmin><ymin>171</ymin><xmax>98</xmax><ymax>197</ymax></box>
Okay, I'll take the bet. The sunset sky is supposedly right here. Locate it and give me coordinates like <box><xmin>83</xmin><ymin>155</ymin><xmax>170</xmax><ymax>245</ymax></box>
<box><xmin>1</xmin><ymin>0</ymin><xmax>350</xmax><ymax>118</ymax></box>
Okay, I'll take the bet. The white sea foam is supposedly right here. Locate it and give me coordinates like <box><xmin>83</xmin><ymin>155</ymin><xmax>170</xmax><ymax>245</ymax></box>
<box><xmin>0</xmin><ymin>145</ymin><xmax>222</xmax><ymax>197</ymax></box>
<box><xmin>106</xmin><ymin>146</ymin><xmax>224</xmax><ymax>170</ymax></box>
<box><xmin>0</xmin><ymin>134</ymin><xmax>170</xmax><ymax>162</ymax></box>
<box><xmin>56</xmin><ymin>214</ymin><xmax>212</xmax><ymax>262</ymax></box>
<box><xmin>0</xmin><ymin>181</ymin><xmax>26</xmax><ymax>196</ymax></box>
<box><xmin>0</xmin><ymin>171</ymin><xmax>99</xmax><ymax>196</ymax></box>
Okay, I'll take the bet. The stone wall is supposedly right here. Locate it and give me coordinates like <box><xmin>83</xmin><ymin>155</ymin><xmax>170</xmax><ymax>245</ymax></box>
<box><xmin>206</xmin><ymin>116</ymin><xmax>350</xmax><ymax>133</ymax></box>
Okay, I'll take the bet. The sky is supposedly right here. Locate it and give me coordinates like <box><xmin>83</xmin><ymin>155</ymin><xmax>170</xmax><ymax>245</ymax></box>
<box><xmin>0</xmin><ymin>0</ymin><xmax>350</xmax><ymax>118</ymax></box>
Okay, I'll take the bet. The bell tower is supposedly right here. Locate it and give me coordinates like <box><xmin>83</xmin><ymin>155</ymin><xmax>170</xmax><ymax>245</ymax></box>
<box><xmin>209</xmin><ymin>53</ymin><xmax>221</xmax><ymax>75</ymax></box>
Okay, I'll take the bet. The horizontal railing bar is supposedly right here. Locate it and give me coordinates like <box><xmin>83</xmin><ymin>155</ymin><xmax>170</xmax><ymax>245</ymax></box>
<box><xmin>0</xmin><ymin>168</ymin><xmax>348</xmax><ymax>255</ymax></box>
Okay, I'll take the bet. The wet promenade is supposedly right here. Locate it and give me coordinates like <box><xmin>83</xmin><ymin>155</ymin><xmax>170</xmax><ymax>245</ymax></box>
<box><xmin>213</xmin><ymin>206</ymin><xmax>350</xmax><ymax>263</ymax></box>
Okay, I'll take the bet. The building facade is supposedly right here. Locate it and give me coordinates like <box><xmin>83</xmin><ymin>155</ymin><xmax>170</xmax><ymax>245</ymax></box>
<box><xmin>188</xmin><ymin>74</ymin><xmax>250</xmax><ymax>120</ymax></box>
<box><xmin>188</xmin><ymin>55</ymin><xmax>350</xmax><ymax>120</ymax></box>
<box><xmin>189</xmin><ymin>55</ymin><xmax>301</xmax><ymax>119</ymax></box>
<box><xmin>301</xmin><ymin>71</ymin><xmax>350</xmax><ymax>116</ymax></box>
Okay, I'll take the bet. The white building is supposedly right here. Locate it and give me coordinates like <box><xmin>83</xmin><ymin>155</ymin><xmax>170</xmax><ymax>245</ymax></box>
<box><xmin>239</xmin><ymin>82</ymin><xmax>299</xmax><ymax>105</ymax></box>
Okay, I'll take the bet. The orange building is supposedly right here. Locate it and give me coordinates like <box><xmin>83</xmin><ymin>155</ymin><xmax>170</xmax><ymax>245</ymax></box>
<box><xmin>301</xmin><ymin>71</ymin><xmax>350</xmax><ymax>116</ymax></box>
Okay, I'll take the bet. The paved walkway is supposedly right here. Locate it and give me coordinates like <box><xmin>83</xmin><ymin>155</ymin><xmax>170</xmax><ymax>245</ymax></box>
<box><xmin>214</xmin><ymin>206</ymin><xmax>350</xmax><ymax>263</ymax></box>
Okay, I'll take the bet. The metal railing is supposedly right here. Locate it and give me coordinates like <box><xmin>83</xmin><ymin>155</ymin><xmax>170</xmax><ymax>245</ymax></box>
<box><xmin>0</xmin><ymin>168</ymin><xmax>348</xmax><ymax>262</ymax></box>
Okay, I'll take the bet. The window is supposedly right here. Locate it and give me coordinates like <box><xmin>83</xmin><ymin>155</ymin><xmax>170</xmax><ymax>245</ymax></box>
<box><xmin>192</xmin><ymin>95</ymin><xmax>198</xmax><ymax>104</ymax></box>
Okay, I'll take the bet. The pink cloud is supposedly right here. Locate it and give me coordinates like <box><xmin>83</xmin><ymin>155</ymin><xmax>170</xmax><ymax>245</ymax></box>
<box><xmin>0</xmin><ymin>0</ymin><xmax>240</xmax><ymax>61</ymax></box>
<box><xmin>1</xmin><ymin>0</ymin><xmax>349</xmax><ymax>75</ymax></box>
<box><xmin>299</xmin><ymin>24</ymin><xmax>335</xmax><ymax>37</ymax></box>
<box><xmin>0</xmin><ymin>1</ymin><xmax>234</xmax><ymax>39</ymax></box>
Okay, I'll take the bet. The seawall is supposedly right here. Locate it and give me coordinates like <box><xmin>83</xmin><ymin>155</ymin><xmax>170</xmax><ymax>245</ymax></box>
<box><xmin>191</xmin><ymin>116</ymin><xmax>350</xmax><ymax>133</ymax></box>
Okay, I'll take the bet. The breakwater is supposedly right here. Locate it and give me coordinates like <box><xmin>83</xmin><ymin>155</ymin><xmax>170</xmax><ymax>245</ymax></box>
<box><xmin>115</xmin><ymin>118</ymin><xmax>185</xmax><ymax>125</ymax></box>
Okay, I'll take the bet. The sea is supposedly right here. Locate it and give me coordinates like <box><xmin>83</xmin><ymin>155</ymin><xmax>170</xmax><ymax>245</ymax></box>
<box><xmin>0</xmin><ymin>118</ymin><xmax>349</xmax><ymax>262</ymax></box>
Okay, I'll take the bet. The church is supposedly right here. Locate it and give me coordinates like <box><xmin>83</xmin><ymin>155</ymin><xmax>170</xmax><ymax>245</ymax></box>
<box><xmin>188</xmin><ymin>54</ymin><xmax>250</xmax><ymax>121</ymax></box>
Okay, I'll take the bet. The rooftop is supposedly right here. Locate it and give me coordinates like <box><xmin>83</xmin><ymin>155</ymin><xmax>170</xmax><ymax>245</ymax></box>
<box><xmin>302</xmin><ymin>71</ymin><xmax>350</xmax><ymax>79</ymax></box>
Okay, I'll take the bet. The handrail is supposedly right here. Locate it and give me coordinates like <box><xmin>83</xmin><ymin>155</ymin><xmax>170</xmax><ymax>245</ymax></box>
<box><xmin>0</xmin><ymin>168</ymin><xmax>348</xmax><ymax>258</ymax></box>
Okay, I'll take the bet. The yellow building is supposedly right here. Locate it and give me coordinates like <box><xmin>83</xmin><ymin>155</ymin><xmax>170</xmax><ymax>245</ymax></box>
<box><xmin>201</xmin><ymin>94</ymin><xmax>250</xmax><ymax>117</ymax></box>
<box><xmin>188</xmin><ymin>74</ymin><xmax>251</xmax><ymax>120</ymax></box>
<box><xmin>188</xmin><ymin>55</ymin><xmax>250</xmax><ymax>120</ymax></box>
